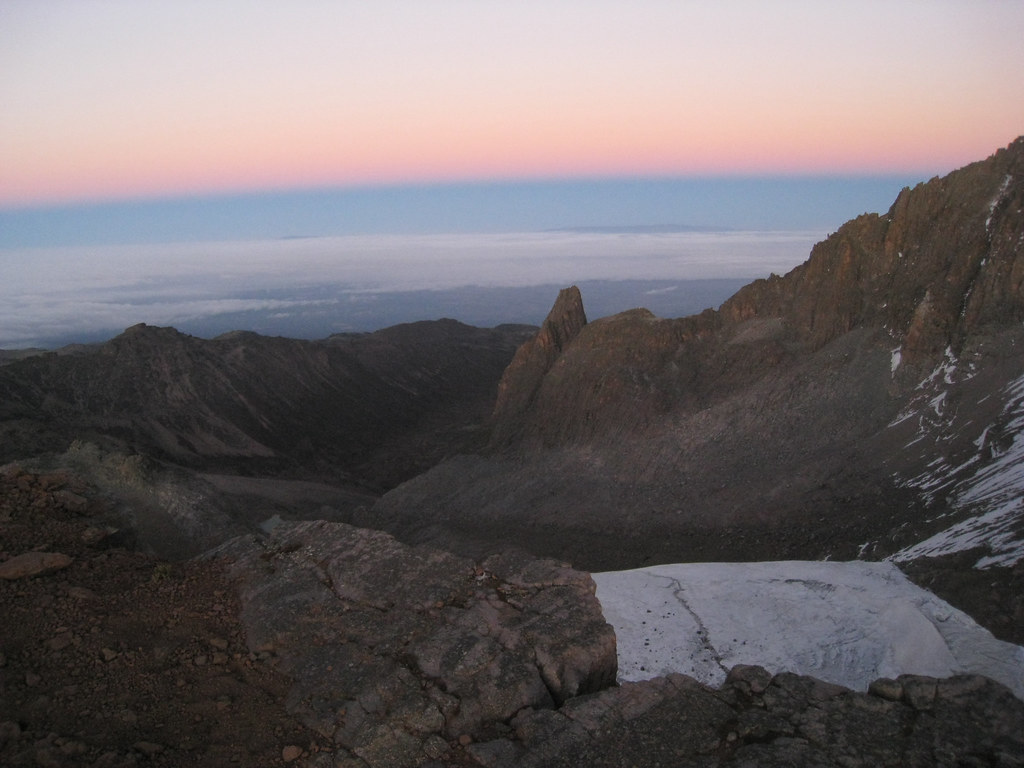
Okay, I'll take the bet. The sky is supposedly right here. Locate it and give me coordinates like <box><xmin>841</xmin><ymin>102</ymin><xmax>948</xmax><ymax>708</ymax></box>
<box><xmin>1</xmin><ymin>2</ymin><xmax>1023</xmax><ymax>345</ymax></box>
<box><xmin>1</xmin><ymin>1</ymin><xmax>1023</xmax><ymax>244</ymax></box>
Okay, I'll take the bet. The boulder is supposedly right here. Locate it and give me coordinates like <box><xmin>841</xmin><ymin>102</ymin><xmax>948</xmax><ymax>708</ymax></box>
<box><xmin>209</xmin><ymin>521</ymin><xmax>616</xmax><ymax>765</ymax></box>
<box><xmin>0</xmin><ymin>551</ymin><xmax>72</xmax><ymax>580</ymax></box>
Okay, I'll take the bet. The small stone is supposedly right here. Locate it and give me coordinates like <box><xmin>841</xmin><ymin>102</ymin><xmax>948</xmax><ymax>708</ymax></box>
<box><xmin>133</xmin><ymin>741</ymin><xmax>164</xmax><ymax>755</ymax></box>
<box><xmin>101</xmin><ymin>648</ymin><xmax>119</xmax><ymax>662</ymax></box>
<box><xmin>67</xmin><ymin>586</ymin><xmax>100</xmax><ymax>601</ymax></box>
<box><xmin>458</xmin><ymin>734</ymin><xmax>473</xmax><ymax>747</ymax></box>
<box><xmin>208</xmin><ymin>636</ymin><xmax>229</xmax><ymax>650</ymax></box>
<box><xmin>868</xmin><ymin>677</ymin><xmax>903</xmax><ymax>701</ymax></box>
<box><xmin>48</xmin><ymin>632</ymin><xmax>74</xmax><ymax>651</ymax></box>
<box><xmin>54</xmin><ymin>489</ymin><xmax>88</xmax><ymax>513</ymax></box>
<box><xmin>282</xmin><ymin>744</ymin><xmax>303</xmax><ymax>762</ymax></box>
<box><xmin>727</xmin><ymin>664</ymin><xmax>773</xmax><ymax>694</ymax></box>
<box><xmin>193</xmin><ymin>654</ymin><xmax>208</xmax><ymax>666</ymax></box>
<box><xmin>423</xmin><ymin>735</ymin><xmax>450</xmax><ymax>759</ymax></box>
<box><xmin>901</xmin><ymin>676</ymin><xmax>938</xmax><ymax>711</ymax></box>
<box><xmin>0</xmin><ymin>552</ymin><xmax>73</xmax><ymax>580</ymax></box>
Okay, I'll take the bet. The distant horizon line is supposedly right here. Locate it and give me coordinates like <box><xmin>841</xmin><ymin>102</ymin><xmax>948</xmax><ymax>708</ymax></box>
<box><xmin>0</xmin><ymin>170</ymin><xmax>933</xmax><ymax>214</ymax></box>
<box><xmin>0</xmin><ymin>174</ymin><xmax>923</xmax><ymax>249</ymax></box>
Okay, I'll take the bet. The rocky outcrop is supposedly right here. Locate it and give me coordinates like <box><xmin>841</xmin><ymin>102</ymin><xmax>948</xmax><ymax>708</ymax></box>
<box><xmin>720</xmin><ymin>136</ymin><xmax>1024</xmax><ymax>372</ymax></box>
<box><xmin>207</xmin><ymin>522</ymin><xmax>1024</xmax><ymax>767</ymax></box>
<box><xmin>5</xmin><ymin>466</ymin><xmax>1021</xmax><ymax>767</ymax></box>
<box><xmin>210</xmin><ymin>521</ymin><xmax>617</xmax><ymax>764</ymax></box>
<box><xmin>373</xmin><ymin>138</ymin><xmax>1024</xmax><ymax>582</ymax></box>
<box><xmin>0</xmin><ymin>551</ymin><xmax>72</xmax><ymax>580</ymax></box>
<box><xmin>470</xmin><ymin>666</ymin><xmax>1024</xmax><ymax>767</ymax></box>
<box><xmin>486</xmin><ymin>138</ymin><xmax>1024</xmax><ymax>450</ymax></box>
<box><xmin>490</xmin><ymin>286</ymin><xmax>587</xmax><ymax>446</ymax></box>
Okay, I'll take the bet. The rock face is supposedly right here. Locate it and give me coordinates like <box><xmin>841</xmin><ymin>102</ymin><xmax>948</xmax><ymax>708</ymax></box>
<box><xmin>487</xmin><ymin>137</ymin><xmax>1024</xmax><ymax>449</ymax></box>
<box><xmin>490</xmin><ymin>286</ymin><xmax>587</xmax><ymax>446</ymax></box>
<box><xmin>210</xmin><ymin>521</ymin><xmax>617</xmax><ymax>763</ymax></box>
<box><xmin>720</xmin><ymin>136</ymin><xmax>1024</xmax><ymax>372</ymax></box>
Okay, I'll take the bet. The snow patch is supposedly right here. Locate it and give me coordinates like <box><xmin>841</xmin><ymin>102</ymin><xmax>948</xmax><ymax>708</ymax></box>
<box><xmin>892</xmin><ymin>371</ymin><xmax>1024</xmax><ymax>567</ymax></box>
<box><xmin>986</xmin><ymin>174</ymin><xmax>1013</xmax><ymax>231</ymax></box>
<box><xmin>594</xmin><ymin>560</ymin><xmax>1024</xmax><ymax>699</ymax></box>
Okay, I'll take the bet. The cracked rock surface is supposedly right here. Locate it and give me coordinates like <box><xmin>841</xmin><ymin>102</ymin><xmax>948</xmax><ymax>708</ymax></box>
<box><xmin>209</xmin><ymin>520</ymin><xmax>618</xmax><ymax>765</ymax></box>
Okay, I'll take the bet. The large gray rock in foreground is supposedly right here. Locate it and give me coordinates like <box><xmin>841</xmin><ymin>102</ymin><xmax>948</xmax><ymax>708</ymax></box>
<box><xmin>210</xmin><ymin>521</ymin><xmax>617</xmax><ymax>765</ymax></box>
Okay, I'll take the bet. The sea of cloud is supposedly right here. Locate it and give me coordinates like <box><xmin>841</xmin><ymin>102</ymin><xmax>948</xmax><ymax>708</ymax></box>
<box><xmin>0</xmin><ymin>230</ymin><xmax>822</xmax><ymax>348</ymax></box>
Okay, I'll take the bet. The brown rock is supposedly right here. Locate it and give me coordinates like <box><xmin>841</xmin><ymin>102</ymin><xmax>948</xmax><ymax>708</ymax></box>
<box><xmin>47</xmin><ymin>632</ymin><xmax>74</xmax><ymax>652</ymax></box>
<box><xmin>53</xmin><ymin>489</ymin><xmax>88</xmax><ymax>513</ymax></box>
<box><xmin>211</xmin><ymin>520</ymin><xmax>617</xmax><ymax>745</ymax></box>
<box><xmin>491</xmin><ymin>286</ymin><xmax>588</xmax><ymax>445</ymax></box>
<box><xmin>0</xmin><ymin>552</ymin><xmax>72</xmax><ymax>580</ymax></box>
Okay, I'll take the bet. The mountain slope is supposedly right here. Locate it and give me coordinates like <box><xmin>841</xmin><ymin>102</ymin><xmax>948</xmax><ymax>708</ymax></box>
<box><xmin>372</xmin><ymin>138</ymin><xmax>1024</xmax><ymax>579</ymax></box>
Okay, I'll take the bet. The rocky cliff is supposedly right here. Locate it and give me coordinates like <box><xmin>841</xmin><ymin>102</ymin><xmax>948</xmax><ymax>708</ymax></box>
<box><xmin>486</xmin><ymin>137</ymin><xmax>1024</xmax><ymax>449</ymax></box>
<box><xmin>721</xmin><ymin>135</ymin><xmax>1024</xmax><ymax>369</ymax></box>
<box><xmin>490</xmin><ymin>286</ymin><xmax>587</xmax><ymax>446</ymax></box>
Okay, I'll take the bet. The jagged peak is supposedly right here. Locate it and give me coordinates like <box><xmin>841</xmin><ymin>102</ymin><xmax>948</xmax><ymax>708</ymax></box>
<box><xmin>489</xmin><ymin>286</ymin><xmax>588</xmax><ymax>446</ymax></box>
<box><xmin>539</xmin><ymin>285</ymin><xmax>588</xmax><ymax>351</ymax></box>
<box><xmin>719</xmin><ymin>135</ymin><xmax>1024</xmax><ymax>370</ymax></box>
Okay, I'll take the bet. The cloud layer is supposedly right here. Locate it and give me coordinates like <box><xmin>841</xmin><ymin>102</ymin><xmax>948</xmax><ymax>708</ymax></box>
<box><xmin>0</xmin><ymin>230</ymin><xmax>818</xmax><ymax>348</ymax></box>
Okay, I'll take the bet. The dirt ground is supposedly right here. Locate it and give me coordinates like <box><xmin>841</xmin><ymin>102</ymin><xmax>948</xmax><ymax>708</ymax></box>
<box><xmin>0</xmin><ymin>467</ymin><xmax>334</xmax><ymax>767</ymax></box>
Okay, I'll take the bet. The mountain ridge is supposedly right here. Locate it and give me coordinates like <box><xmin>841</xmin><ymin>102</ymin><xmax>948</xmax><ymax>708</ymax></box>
<box><xmin>374</xmin><ymin>138</ymin><xmax>1024</xmax><ymax>583</ymax></box>
<box><xmin>0</xmin><ymin>318</ymin><xmax>533</xmax><ymax>490</ymax></box>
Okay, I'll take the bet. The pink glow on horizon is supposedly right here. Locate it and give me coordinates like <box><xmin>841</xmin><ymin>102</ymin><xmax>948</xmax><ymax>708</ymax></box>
<box><xmin>5</xmin><ymin>116</ymin><xmax>1015</xmax><ymax>208</ymax></box>
<box><xmin>2</xmin><ymin>2</ymin><xmax>1023</xmax><ymax>208</ymax></box>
